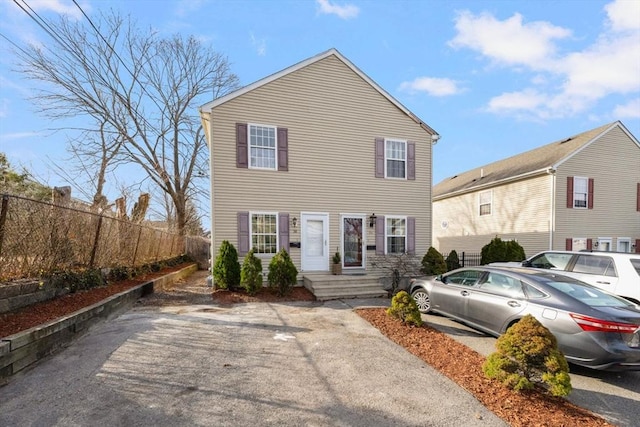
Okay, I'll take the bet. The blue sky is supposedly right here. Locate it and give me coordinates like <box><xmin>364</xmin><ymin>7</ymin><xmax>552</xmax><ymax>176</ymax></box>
<box><xmin>1</xmin><ymin>0</ymin><xmax>639</xmax><ymax>210</ymax></box>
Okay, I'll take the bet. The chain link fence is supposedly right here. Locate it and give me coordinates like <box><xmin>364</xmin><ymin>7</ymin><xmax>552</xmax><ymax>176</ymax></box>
<box><xmin>0</xmin><ymin>194</ymin><xmax>187</xmax><ymax>282</ymax></box>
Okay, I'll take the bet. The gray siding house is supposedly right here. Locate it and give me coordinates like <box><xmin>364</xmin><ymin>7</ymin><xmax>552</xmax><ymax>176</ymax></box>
<box><xmin>433</xmin><ymin>121</ymin><xmax>640</xmax><ymax>257</ymax></box>
<box><xmin>199</xmin><ymin>49</ymin><xmax>439</xmax><ymax>276</ymax></box>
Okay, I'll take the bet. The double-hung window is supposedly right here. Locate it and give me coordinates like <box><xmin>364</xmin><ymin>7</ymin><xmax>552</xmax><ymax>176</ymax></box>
<box><xmin>249</xmin><ymin>124</ymin><xmax>277</xmax><ymax>170</ymax></box>
<box><xmin>386</xmin><ymin>217</ymin><xmax>406</xmax><ymax>254</ymax></box>
<box><xmin>385</xmin><ymin>139</ymin><xmax>406</xmax><ymax>179</ymax></box>
<box><xmin>573</xmin><ymin>177</ymin><xmax>588</xmax><ymax>208</ymax></box>
<box><xmin>251</xmin><ymin>212</ymin><xmax>278</xmax><ymax>254</ymax></box>
<box><xmin>479</xmin><ymin>190</ymin><xmax>492</xmax><ymax>216</ymax></box>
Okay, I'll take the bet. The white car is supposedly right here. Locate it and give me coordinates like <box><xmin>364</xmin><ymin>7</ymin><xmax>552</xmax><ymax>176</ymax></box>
<box><xmin>499</xmin><ymin>251</ymin><xmax>640</xmax><ymax>304</ymax></box>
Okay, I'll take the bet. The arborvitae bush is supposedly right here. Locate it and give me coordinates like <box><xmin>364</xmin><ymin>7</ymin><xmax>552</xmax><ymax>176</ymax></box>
<box><xmin>267</xmin><ymin>248</ymin><xmax>298</xmax><ymax>296</ymax></box>
<box><xmin>240</xmin><ymin>249</ymin><xmax>263</xmax><ymax>295</ymax></box>
<box><xmin>483</xmin><ymin>314</ymin><xmax>572</xmax><ymax>397</ymax></box>
<box><xmin>505</xmin><ymin>240</ymin><xmax>526</xmax><ymax>262</ymax></box>
<box><xmin>386</xmin><ymin>290</ymin><xmax>423</xmax><ymax>327</ymax></box>
<box><xmin>445</xmin><ymin>250</ymin><xmax>461</xmax><ymax>271</ymax></box>
<box><xmin>420</xmin><ymin>247</ymin><xmax>447</xmax><ymax>275</ymax></box>
<box><xmin>213</xmin><ymin>240</ymin><xmax>241</xmax><ymax>290</ymax></box>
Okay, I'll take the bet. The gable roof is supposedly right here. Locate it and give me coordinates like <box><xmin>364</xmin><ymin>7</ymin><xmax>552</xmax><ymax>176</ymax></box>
<box><xmin>433</xmin><ymin>121</ymin><xmax>639</xmax><ymax>199</ymax></box>
<box><xmin>199</xmin><ymin>48</ymin><xmax>438</xmax><ymax>136</ymax></box>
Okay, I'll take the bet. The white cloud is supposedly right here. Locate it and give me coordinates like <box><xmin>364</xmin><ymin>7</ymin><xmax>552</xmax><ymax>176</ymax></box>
<box><xmin>316</xmin><ymin>0</ymin><xmax>359</xmax><ymax>20</ymax></box>
<box><xmin>250</xmin><ymin>32</ymin><xmax>267</xmax><ymax>56</ymax></box>
<box><xmin>449</xmin><ymin>11</ymin><xmax>570</xmax><ymax>69</ymax></box>
<box><xmin>613</xmin><ymin>98</ymin><xmax>640</xmax><ymax>119</ymax></box>
<box><xmin>449</xmin><ymin>0</ymin><xmax>640</xmax><ymax>121</ymax></box>
<box><xmin>605</xmin><ymin>0</ymin><xmax>640</xmax><ymax>32</ymax></box>
<box><xmin>399</xmin><ymin>77</ymin><xmax>464</xmax><ymax>97</ymax></box>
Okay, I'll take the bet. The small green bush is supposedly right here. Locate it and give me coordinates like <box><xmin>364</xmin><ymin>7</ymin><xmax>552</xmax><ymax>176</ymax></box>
<box><xmin>213</xmin><ymin>240</ymin><xmax>241</xmax><ymax>290</ymax></box>
<box><xmin>386</xmin><ymin>290</ymin><xmax>423</xmax><ymax>327</ymax></box>
<box><xmin>481</xmin><ymin>237</ymin><xmax>526</xmax><ymax>264</ymax></box>
<box><xmin>420</xmin><ymin>247</ymin><xmax>447</xmax><ymax>275</ymax></box>
<box><xmin>51</xmin><ymin>268</ymin><xmax>104</xmax><ymax>293</ymax></box>
<box><xmin>445</xmin><ymin>250</ymin><xmax>461</xmax><ymax>271</ymax></box>
<box><xmin>267</xmin><ymin>248</ymin><xmax>298</xmax><ymax>296</ymax></box>
<box><xmin>483</xmin><ymin>314</ymin><xmax>571</xmax><ymax>397</ymax></box>
<box><xmin>241</xmin><ymin>249</ymin><xmax>263</xmax><ymax>295</ymax></box>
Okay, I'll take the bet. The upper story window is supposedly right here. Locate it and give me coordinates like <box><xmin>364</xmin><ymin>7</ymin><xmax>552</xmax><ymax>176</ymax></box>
<box><xmin>249</xmin><ymin>124</ymin><xmax>277</xmax><ymax>170</ymax></box>
<box><xmin>385</xmin><ymin>139</ymin><xmax>407</xmax><ymax>179</ymax></box>
<box><xmin>573</xmin><ymin>177</ymin><xmax>588</xmax><ymax>208</ymax></box>
<box><xmin>386</xmin><ymin>216</ymin><xmax>406</xmax><ymax>254</ymax></box>
<box><xmin>479</xmin><ymin>190</ymin><xmax>492</xmax><ymax>216</ymax></box>
<box><xmin>251</xmin><ymin>212</ymin><xmax>278</xmax><ymax>254</ymax></box>
<box><xmin>567</xmin><ymin>176</ymin><xmax>593</xmax><ymax>209</ymax></box>
<box><xmin>236</xmin><ymin>123</ymin><xmax>288</xmax><ymax>171</ymax></box>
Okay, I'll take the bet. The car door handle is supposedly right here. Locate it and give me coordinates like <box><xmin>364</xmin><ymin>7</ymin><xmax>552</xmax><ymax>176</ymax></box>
<box><xmin>507</xmin><ymin>301</ymin><xmax>520</xmax><ymax>307</ymax></box>
<box><xmin>460</xmin><ymin>291</ymin><xmax>469</xmax><ymax>296</ymax></box>
<box><xmin>596</xmin><ymin>281</ymin><xmax>611</xmax><ymax>285</ymax></box>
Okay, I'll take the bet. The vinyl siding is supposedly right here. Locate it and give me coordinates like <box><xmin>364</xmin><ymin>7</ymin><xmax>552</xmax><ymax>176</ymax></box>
<box><xmin>207</xmin><ymin>55</ymin><xmax>433</xmax><ymax>271</ymax></box>
<box><xmin>433</xmin><ymin>174</ymin><xmax>551</xmax><ymax>255</ymax></box>
<box><xmin>554</xmin><ymin>126</ymin><xmax>640</xmax><ymax>249</ymax></box>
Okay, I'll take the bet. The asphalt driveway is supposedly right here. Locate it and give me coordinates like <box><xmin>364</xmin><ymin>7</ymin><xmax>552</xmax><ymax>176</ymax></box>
<box><xmin>0</xmin><ymin>299</ymin><xmax>506</xmax><ymax>427</ymax></box>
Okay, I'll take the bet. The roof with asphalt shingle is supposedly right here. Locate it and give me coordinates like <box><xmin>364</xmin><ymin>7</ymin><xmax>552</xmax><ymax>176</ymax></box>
<box><xmin>433</xmin><ymin>121</ymin><xmax>627</xmax><ymax>199</ymax></box>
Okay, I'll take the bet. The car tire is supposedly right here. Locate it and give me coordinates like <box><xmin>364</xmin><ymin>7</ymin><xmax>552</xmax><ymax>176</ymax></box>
<box><xmin>411</xmin><ymin>288</ymin><xmax>431</xmax><ymax>313</ymax></box>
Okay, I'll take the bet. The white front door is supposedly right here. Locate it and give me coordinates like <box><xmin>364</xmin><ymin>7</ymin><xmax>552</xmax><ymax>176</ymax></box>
<box><xmin>301</xmin><ymin>213</ymin><xmax>329</xmax><ymax>271</ymax></box>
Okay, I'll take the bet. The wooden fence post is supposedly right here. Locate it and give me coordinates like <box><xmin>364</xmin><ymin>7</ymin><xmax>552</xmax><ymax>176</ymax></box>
<box><xmin>132</xmin><ymin>227</ymin><xmax>143</xmax><ymax>267</ymax></box>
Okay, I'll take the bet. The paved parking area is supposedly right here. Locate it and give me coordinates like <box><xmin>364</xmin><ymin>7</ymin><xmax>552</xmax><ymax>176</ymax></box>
<box><xmin>0</xmin><ymin>300</ymin><xmax>506</xmax><ymax>427</ymax></box>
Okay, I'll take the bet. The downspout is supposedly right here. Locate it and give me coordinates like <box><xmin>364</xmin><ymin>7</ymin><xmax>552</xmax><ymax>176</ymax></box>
<box><xmin>549</xmin><ymin>168</ymin><xmax>556</xmax><ymax>250</ymax></box>
<box><xmin>206</xmin><ymin>110</ymin><xmax>215</xmax><ymax>267</ymax></box>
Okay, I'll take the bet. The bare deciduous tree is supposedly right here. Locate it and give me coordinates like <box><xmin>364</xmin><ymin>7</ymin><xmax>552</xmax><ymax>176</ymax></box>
<box><xmin>14</xmin><ymin>10</ymin><xmax>238</xmax><ymax>234</ymax></box>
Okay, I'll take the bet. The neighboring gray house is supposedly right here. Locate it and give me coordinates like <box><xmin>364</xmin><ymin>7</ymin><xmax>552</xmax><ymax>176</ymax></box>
<box><xmin>433</xmin><ymin>121</ymin><xmax>640</xmax><ymax>257</ymax></box>
<box><xmin>199</xmin><ymin>49</ymin><xmax>439</xmax><ymax>276</ymax></box>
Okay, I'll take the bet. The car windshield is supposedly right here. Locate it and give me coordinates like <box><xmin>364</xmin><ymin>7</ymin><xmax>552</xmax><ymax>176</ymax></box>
<box><xmin>630</xmin><ymin>259</ymin><xmax>640</xmax><ymax>278</ymax></box>
<box><xmin>546</xmin><ymin>280</ymin><xmax>633</xmax><ymax>307</ymax></box>
<box><xmin>529</xmin><ymin>253</ymin><xmax>572</xmax><ymax>269</ymax></box>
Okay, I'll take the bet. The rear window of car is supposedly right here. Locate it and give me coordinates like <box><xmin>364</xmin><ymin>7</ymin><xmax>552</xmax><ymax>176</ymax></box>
<box><xmin>546</xmin><ymin>281</ymin><xmax>632</xmax><ymax>307</ymax></box>
<box><xmin>571</xmin><ymin>255</ymin><xmax>617</xmax><ymax>277</ymax></box>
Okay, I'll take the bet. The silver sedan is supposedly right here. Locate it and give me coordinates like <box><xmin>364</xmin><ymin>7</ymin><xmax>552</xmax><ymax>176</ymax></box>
<box><xmin>409</xmin><ymin>266</ymin><xmax>640</xmax><ymax>371</ymax></box>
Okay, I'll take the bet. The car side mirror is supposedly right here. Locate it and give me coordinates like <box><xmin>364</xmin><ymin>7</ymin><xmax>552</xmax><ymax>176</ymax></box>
<box><xmin>522</xmin><ymin>260</ymin><xmax>531</xmax><ymax>267</ymax></box>
<box><xmin>435</xmin><ymin>274</ymin><xmax>443</xmax><ymax>282</ymax></box>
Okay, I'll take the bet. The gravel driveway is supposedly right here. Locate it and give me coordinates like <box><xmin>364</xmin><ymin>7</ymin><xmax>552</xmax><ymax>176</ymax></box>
<box><xmin>0</xmin><ymin>272</ymin><xmax>505</xmax><ymax>427</ymax></box>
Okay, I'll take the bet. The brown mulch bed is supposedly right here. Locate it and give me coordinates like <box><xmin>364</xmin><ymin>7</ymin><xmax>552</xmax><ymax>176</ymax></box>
<box><xmin>211</xmin><ymin>286</ymin><xmax>316</xmax><ymax>304</ymax></box>
<box><xmin>0</xmin><ymin>264</ymin><xmax>190</xmax><ymax>338</ymax></box>
<box><xmin>356</xmin><ymin>308</ymin><xmax>613</xmax><ymax>427</ymax></box>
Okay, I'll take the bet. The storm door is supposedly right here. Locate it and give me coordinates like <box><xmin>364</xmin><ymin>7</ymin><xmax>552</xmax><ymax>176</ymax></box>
<box><xmin>343</xmin><ymin>216</ymin><xmax>365</xmax><ymax>268</ymax></box>
<box><xmin>301</xmin><ymin>213</ymin><xmax>329</xmax><ymax>271</ymax></box>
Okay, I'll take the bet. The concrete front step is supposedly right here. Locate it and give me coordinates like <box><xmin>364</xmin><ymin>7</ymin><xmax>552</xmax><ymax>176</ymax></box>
<box><xmin>303</xmin><ymin>274</ymin><xmax>388</xmax><ymax>301</ymax></box>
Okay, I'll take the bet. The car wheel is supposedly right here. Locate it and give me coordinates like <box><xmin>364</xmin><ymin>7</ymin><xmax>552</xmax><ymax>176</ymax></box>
<box><xmin>411</xmin><ymin>288</ymin><xmax>431</xmax><ymax>313</ymax></box>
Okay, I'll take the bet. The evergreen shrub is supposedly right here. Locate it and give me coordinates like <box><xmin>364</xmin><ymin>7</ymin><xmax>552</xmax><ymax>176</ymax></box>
<box><xmin>213</xmin><ymin>240</ymin><xmax>241</xmax><ymax>290</ymax></box>
<box><xmin>241</xmin><ymin>249</ymin><xmax>263</xmax><ymax>295</ymax></box>
<box><xmin>267</xmin><ymin>248</ymin><xmax>298</xmax><ymax>296</ymax></box>
<box><xmin>420</xmin><ymin>247</ymin><xmax>447</xmax><ymax>275</ymax></box>
<box><xmin>386</xmin><ymin>290</ymin><xmax>423</xmax><ymax>327</ymax></box>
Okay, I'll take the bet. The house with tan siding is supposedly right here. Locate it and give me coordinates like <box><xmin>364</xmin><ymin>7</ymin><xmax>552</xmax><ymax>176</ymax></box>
<box><xmin>432</xmin><ymin>121</ymin><xmax>640</xmax><ymax>258</ymax></box>
<box><xmin>199</xmin><ymin>49</ymin><xmax>439</xmax><ymax>282</ymax></box>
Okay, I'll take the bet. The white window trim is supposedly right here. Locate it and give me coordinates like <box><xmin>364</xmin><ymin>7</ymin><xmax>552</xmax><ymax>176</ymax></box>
<box><xmin>384</xmin><ymin>138</ymin><xmax>407</xmax><ymax>180</ymax></box>
<box><xmin>384</xmin><ymin>215</ymin><xmax>407</xmax><ymax>254</ymax></box>
<box><xmin>572</xmin><ymin>237</ymin><xmax>587</xmax><ymax>252</ymax></box>
<box><xmin>573</xmin><ymin>176</ymin><xmax>589</xmax><ymax>209</ymax></box>
<box><xmin>617</xmin><ymin>237</ymin><xmax>631</xmax><ymax>253</ymax></box>
<box><xmin>248</xmin><ymin>123</ymin><xmax>278</xmax><ymax>171</ymax></box>
<box><xmin>249</xmin><ymin>211</ymin><xmax>279</xmax><ymax>256</ymax></box>
<box><xmin>478</xmin><ymin>190</ymin><xmax>493</xmax><ymax>217</ymax></box>
<box><xmin>596</xmin><ymin>237</ymin><xmax>612</xmax><ymax>252</ymax></box>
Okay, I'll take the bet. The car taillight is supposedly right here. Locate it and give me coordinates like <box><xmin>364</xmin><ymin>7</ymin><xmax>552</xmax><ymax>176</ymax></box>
<box><xmin>570</xmin><ymin>313</ymin><xmax>639</xmax><ymax>333</ymax></box>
